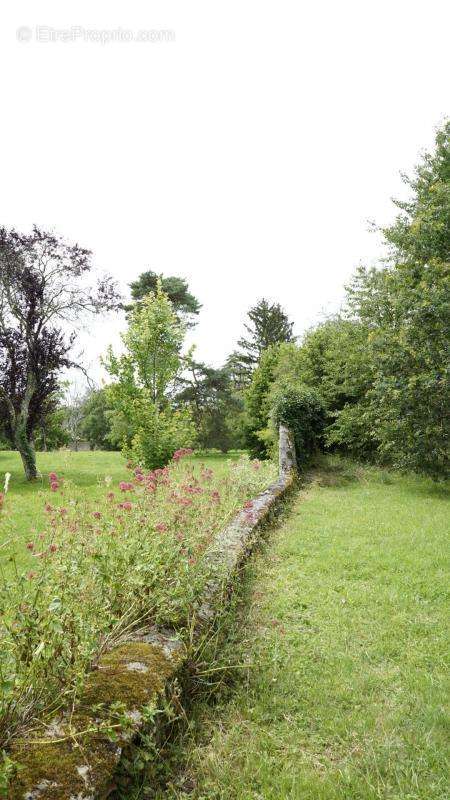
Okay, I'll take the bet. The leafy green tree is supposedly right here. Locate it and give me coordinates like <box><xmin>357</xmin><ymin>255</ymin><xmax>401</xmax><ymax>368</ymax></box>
<box><xmin>332</xmin><ymin>259</ymin><xmax>449</xmax><ymax>477</ymax></box>
<box><xmin>244</xmin><ymin>345</ymin><xmax>281</xmax><ymax>458</ymax></box>
<box><xmin>381</xmin><ymin>120</ymin><xmax>450</xmax><ymax>265</ymax></box>
<box><xmin>273</xmin><ymin>123</ymin><xmax>449</xmax><ymax>477</ymax></box>
<box><xmin>110</xmin><ymin>283</ymin><xmax>185</xmax><ymax>405</ymax></box>
<box><xmin>33</xmin><ymin>407</ymin><xmax>70</xmax><ymax>451</ymax></box>
<box><xmin>283</xmin><ymin>320</ymin><xmax>377</xmax><ymax>457</ymax></box>
<box><xmin>176</xmin><ymin>358</ymin><xmax>244</xmax><ymax>452</ymax></box>
<box><xmin>229</xmin><ymin>299</ymin><xmax>294</xmax><ymax>384</ymax></box>
<box><xmin>317</xmin><ymin>123</ymin><xmax>449</xmax><ymax>477</ymax></box>
<box><xmin>81</xmin><ymin>388</ymin><xmax>117</xmax><ymax>450</ymax></box>
<box><xmin>336</xmin><ymin>122</ymin><xmax>449</xmax><ymax>478</ymax></box>
<box><xmin>128</xmin><ymin>271</ymin><xmax>201</xmax><ymax>327</ymax></box>
<box><xmin>105</xmin><ymin>282</ymin><xmax>195</xmax><ymax>467</ymax></box>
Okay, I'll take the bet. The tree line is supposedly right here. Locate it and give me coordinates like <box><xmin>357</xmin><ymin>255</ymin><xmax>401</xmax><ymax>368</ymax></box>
<box><xmin>0</xmin><ymin>120</ymin><xmax>448</xmax><ymax>479</ymax></box>
<box><xmin>0</xmin><ymin>223</ymin><xmax>294</xmax><ymax>474</ymax></box>
<box><xmin>244</xmin><ymin>121</ymin><xmax>449</xmax><ymax>479</ymax></box>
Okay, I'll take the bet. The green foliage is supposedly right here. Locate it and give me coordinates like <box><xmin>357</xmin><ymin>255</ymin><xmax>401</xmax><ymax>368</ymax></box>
<box><xmin>176</xmin><ymin>359</ymin><xmax>245</xmax><ymax>453</ymax></box>
<box><xmin>105</xmin><ymin>283</ymin><xmax>195</xmax><ymax>468</ymax></box>
<box><xmin>130</xmin><ymin>405</ymin><xmax>196</xmax><ymax>470</ymax></box>
<box><xmin>244</xmin><ymin>122</ymin><xmax>449</xmax><ymax>480</ymax></box>
<box><xmin>382</xmin><ymin>119</ymin><xmax>450</xmax><ymax>264</ymax></box>
<box><xmin>328</xmin><ymin>122</ymin><xmax>450</xmax><ymax>478</ymax></box>
<box><xmin>271</xmin><ymin>384</ymin><xmax>326</xmax><ymax>465</ymax></box>
<box><xmin>228</xmin><ymin>299</ymin><xmax>294</xmax><ymax>385</ymax></box>
<box><xmin>33</xmin><ymin>408</ymin><xmax>70</xmax><ymax>451</ymax></box>
<box><xmin>333</xmin><ymin>259</ymin><xmax>450</xmax><ymax>477</ymax></box>
<box><xmin>244</xmin><ymin>346</ymin><xmax>280</xmax><ymax>459</ymax></box>
<box><xmin>81</xmin><ymin>388</ymin><xmax>118</xmax><ymax>451</ymax></box>
<box><xmin>128</xmin><ymin>271</ymin><xmax>201</xmax><ymax>327</ymax></box>
<box><xmin>116</xmin><ymin>285</ymin><xmax>185</xmax><ymax>404</ymax></box>
<box><xmin>286</xmin><ymin>320</ymin><xmax>371</xmax><ymax>414</ymax></box>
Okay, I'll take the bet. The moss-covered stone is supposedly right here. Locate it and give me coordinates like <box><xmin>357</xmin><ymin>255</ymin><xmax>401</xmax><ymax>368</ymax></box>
<box><xmin>81</xmin><ymin>642</ymin><xmax>178</xmax><ymax>711</ymax></box>
<box><xmin>10</xmin><ymin>735</ymin><xmax>119</xmax><ymax>800</ymax></box>
<box><xmin>8</xmin><ymin>641</ymin><xmax>183</xmax><ymax>800</ymax></box>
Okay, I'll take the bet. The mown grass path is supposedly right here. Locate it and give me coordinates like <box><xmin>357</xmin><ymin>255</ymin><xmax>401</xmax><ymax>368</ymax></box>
<box><xmin>163</xmin><ymin>459</ymin><xmax>449</xmax><ymax>800</ymax></box>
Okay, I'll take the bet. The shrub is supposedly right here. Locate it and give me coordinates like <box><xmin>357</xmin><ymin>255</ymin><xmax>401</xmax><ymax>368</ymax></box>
<box><xmin>129</xmin><ymin>404</ymin><xmax>196</xmax><ymax>469</ymax></box>
<box><xmin>271</xmin><ymin>384</ymin><xmax>326</xmax><ymax>466</ymax></box>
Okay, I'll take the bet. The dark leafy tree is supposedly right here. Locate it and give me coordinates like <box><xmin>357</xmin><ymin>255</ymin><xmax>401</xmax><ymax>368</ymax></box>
<box><xmin>229</xmin><ymin>299</ymin><xmax>294</xmax><ymax>384</ymax></box>
<box><xmin>128</xmin><ymin>271</ymin><xmax>201</xmax><ymax>327</ymax></box>
<box><xmin>0</xmin><ymin>226</ymin><xmax>120</xmax><ymax>479</ymax></box>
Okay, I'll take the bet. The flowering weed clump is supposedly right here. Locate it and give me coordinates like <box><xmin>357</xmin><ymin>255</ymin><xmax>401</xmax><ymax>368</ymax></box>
<box><xmin>0</xmin><ymin>453</ymin><xmax>276</xmax><ymax>749</ymax></box>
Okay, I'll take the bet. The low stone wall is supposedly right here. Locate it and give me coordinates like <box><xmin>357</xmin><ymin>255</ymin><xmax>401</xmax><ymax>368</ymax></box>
<box><xmin>9</xmin><ymin>428</ymin><xmax>297</xmax><ymax>800</ymax></box>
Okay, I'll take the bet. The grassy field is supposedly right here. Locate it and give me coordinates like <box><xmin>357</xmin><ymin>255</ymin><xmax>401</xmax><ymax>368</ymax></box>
<box><xmin>0</xmin><ymin>449</ymin><xmax>243</xmax><ymax>569</ymax></box>
<box><xmin>159</xmin><ymin>458</ymin><xmax>449</xmax><ymax>800</ymax></box>
<box><xmin>0</xmin><ymin>450</ymin><xmax>129</xmax><ymax>569</ymax></box>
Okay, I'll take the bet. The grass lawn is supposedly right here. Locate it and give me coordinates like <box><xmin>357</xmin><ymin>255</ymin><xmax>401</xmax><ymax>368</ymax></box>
<box><xmin>0</xmin><ymin>449</ymin><xmax>244</xmax><ymax>570</ymax></box>
<box><xmin>161</xmin><ymin>458</ymin><xmax>449</xmax><ymax>800</ymax></box>
<box><xmin>0</xmin><ymin>450</ymin><xmax>129</xmax><ymax>569</ymax></box>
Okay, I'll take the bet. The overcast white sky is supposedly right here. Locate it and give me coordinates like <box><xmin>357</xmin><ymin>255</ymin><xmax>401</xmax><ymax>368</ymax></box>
<box><xmin>1</xmin><ymin>1</ymin><xmax>448</xmax><ymax>385</ymax></box>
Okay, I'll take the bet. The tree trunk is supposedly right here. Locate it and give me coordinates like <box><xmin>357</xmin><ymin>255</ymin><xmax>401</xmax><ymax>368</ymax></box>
<box><xmin>15</xmin><ymin>421</ymin><xmax>38</xmax><ymax>480</ymax></box>
<box><xmin>0</xmin><ymin>374</ymin><xmax>38</xmax><ymax>480</ymax></box>
<box><xmin>15</xmin><ymin>372</ymin><xmax>38</xmax><ymax>480</ymax></box>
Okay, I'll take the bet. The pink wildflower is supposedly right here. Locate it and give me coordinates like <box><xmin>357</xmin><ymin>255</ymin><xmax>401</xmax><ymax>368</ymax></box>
<box><xmin>93</xmin><ymin>511</ymin><xmax>102</xmax><ymax>520</ymax></box>
<box><xmin>155</xmin><ymin>523</ymin><xmax>168</xmax><ymax>533</ymax></box>
<box><xmin>172</xmin><ymin>447</ymin><xmax>194</xmax><ymax>462</ymax></box>
<box><xmin>26</xmin><ymin>541</ymin><xmax>34</xmax><ymax>551</ymax></box>
<box><xmin>211</xmin><ymin>490</ymin><xmax>220</xmax><ymax>503</ymax></box>
<box><xmin>49</xmin><ymin>544</ymin><xmax>58</xmax><ymax>553</ymax></box>
<box><xmin>122</xmin><ymin>501</ymin><xmax>132</xmax><ymax>511</ymax></box>
<box><xmin>59</xmin><ymin>507</ymin><xmax>68</xmax><ymax>516</ymax></box>
<box><xmin>50</xmin><ymin>481</ymin><xmax>59</xmax><ymax>492</ymax></box>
